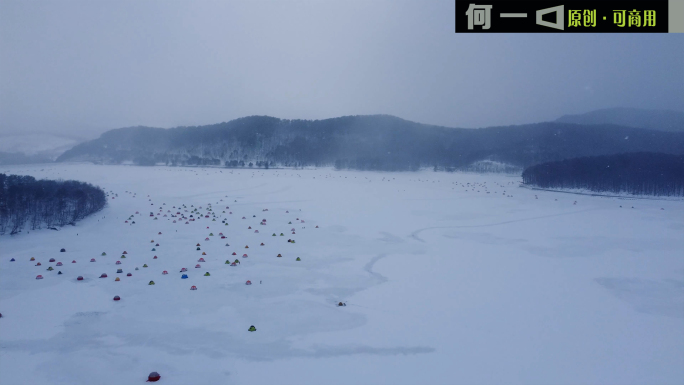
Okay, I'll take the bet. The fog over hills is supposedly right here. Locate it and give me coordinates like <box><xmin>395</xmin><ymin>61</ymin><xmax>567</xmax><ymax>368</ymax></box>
<box><xmin>56</xmin><ymin>113</ymin><xmax>684</xmax><ymax>171</ymax></box>
<box><xmin>556</xmin><ymin>107</ymin><xmax>684</xmax><ymax>132</ymax></box>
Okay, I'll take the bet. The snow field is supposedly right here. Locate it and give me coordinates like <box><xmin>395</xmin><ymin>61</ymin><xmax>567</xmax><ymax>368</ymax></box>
<box><xmin>1</xmin><ymin>164</ymin><xmax>683</xmax><ymax>385</ymax></box>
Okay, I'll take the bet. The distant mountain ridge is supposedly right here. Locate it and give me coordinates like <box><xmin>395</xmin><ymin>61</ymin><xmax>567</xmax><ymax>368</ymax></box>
<box><xmin>57</xmin><ymin>114</ymin><xmax>684</xmax><ymax>171</ymax></box>
<box><xmin>556</xmin><ymin>107</ymin><xmax>684</xmax><ymax>132</ymax></box>
<box><xmin>0</xmin><ymin>133</ymin><xmax>83</xmax><ymax>165</ymax></box>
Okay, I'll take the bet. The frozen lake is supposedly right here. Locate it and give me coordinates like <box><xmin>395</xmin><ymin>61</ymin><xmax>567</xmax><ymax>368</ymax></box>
<box><xmin>1</xmin><ymin>164</ymin><xmax>683</xmax><ymax>385</ymax></box>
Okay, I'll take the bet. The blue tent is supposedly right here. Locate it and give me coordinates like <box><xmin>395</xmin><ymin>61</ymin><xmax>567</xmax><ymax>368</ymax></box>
<box><xmin>181</xmin><ymin>274</ymin><xmax>189</xmax><ymax>279</ymax></box>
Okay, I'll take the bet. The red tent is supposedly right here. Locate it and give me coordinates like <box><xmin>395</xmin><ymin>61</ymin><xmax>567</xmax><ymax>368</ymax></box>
<box><xmin>245</xmin><ymin>280</ymin><xmax>252</xmax><ymax>285</ymax></box>
<box><xmin>147</xmin><ymin>372</ymin><xmax>161</xmax><ymax>382</ymax></box>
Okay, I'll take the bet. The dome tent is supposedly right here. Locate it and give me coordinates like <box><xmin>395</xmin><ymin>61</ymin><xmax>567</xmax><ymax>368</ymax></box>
<box><xmin>296</xmin><ymin>257</ymin><xmax>301</xmax><ymax>261</ymax></box>
<box><xmin>204</xmin><ymin>272</ymin><xmax>210</xmax><ymax>276</ymax></box>
<box><xmin>181</xmin><ymin>274</ymin><xmax>189</xmax><ymax>279</ymax></box>
<box><xmin>56</xmin><ymin>262</ymin><xmax>63</xmax><ymax>266</ymax></box>
<box><xmin>60</xmin><ymin>248</ymin><xmax>66</xmax><ymax>252</ymax></box>
<box><xmin>147</xmin><ymin>372</ymin><xmax>161</xmax><ymax>382</ymax></box>
<box><xmin>148</xmin><ymin>281</ymin><xmax>155</xmax><ymax>285</ymax></box>
<box><xmin>49</xmin><ymin>258</ymin><xmax>56</xmax><ymax>262</ymax></box>
<box><xmin>127</xmin><ymin>273</ymin><xmax>132</xmax><ymax>276</ymax></box>
<box><xmin>248</xmin><ymin>325</ymin><xmax>256</xmax><ymax>332</ymax></box>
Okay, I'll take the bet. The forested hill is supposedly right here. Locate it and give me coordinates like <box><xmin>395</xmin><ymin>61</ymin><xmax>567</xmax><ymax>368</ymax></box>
<box><xmin>0</xmin><ymin>174</ymin><xmax>106</xmax><ymax>235</ymax></box>
<box><xmin>56</xmin><ymin>115</ymin><xmax>684</xmax><ymax>171</ymax></box>
<box><xmin>522</xmin><ymin>152</ymin><xmax>684</xmax><ymax>196</ymax></box>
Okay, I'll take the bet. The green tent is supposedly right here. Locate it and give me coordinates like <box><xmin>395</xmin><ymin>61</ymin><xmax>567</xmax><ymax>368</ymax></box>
<box><xmin>296</xmin><ymin>257</ymin><xmax>301</xmax><ymax>261</ymax></box>
<box><xmin>272</xmin><ymin>233</ymin><xmax>276</xmax><ymax>236</ymax></box>
<box><xmin>225</xmin><ymin>260</ymin><xmax>230</xmax><ymax>264</ymax></box>
<box><xmin>248</xmin><ymin>325</ymin><xmax>256</xmax><ymax>332</ymax></box>
<box><xmin>143</xmin><ymin>264</ymin><xmax>148</xmax><ymax>268</ymax></box>
<box><xmin>197</xmin><ymin>247</ymin><xmax>201</xmax><ymax>250</ymax></box>
<box><xmin>148</xmin><ymin>281</ymin><xmax>155</xmax><ymax>285</ymax></box>
<box><xmin>101</xmin><ymin>252</ymin><xmax>107</xmax><ymax>256</ymax></box>
<box><xmin>204</xmin><ymin>272</ymin><xmax>211</xmax><ymax>276</ymax></box>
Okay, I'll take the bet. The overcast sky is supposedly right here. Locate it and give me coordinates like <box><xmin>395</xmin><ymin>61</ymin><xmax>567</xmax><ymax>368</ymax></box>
<box><xmin>1</xmin><ymin>0</ymin><xmax>682</xmax><ymax>139</ymax></box>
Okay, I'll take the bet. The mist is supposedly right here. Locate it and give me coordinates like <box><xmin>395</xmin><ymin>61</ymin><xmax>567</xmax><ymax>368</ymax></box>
<box><xmin>1</xmin><ymin>0</ymin><xmax>682</xmax><ymax>139</ymax></box>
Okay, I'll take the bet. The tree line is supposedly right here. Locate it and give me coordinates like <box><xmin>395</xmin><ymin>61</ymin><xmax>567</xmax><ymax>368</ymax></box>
<box><xmin>0</xmin><ymin>174</ymin><xmax>107</xmax><ymax>235</ymax></box>
<box><xmin>521</xmin><ymin>152</ymin><xmax>684</xmax><ymax>196</ymax></box>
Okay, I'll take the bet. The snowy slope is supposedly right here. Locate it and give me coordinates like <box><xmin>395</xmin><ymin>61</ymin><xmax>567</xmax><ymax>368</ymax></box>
<box><xmin>0</xmin><ymin>134</ymin><xmax>80</xmax><ymax>161</ymax></box>
<box><xmin>1</xmin><ymin>164</ymin><xmax>682</xmax><ymax>385</ymax></box>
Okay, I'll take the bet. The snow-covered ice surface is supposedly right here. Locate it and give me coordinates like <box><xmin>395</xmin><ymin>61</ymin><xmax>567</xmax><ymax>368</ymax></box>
<box><xmin>1</xmin><ymin>164</ymin><xmax>683</xmax><ymax>385</ymax></box>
